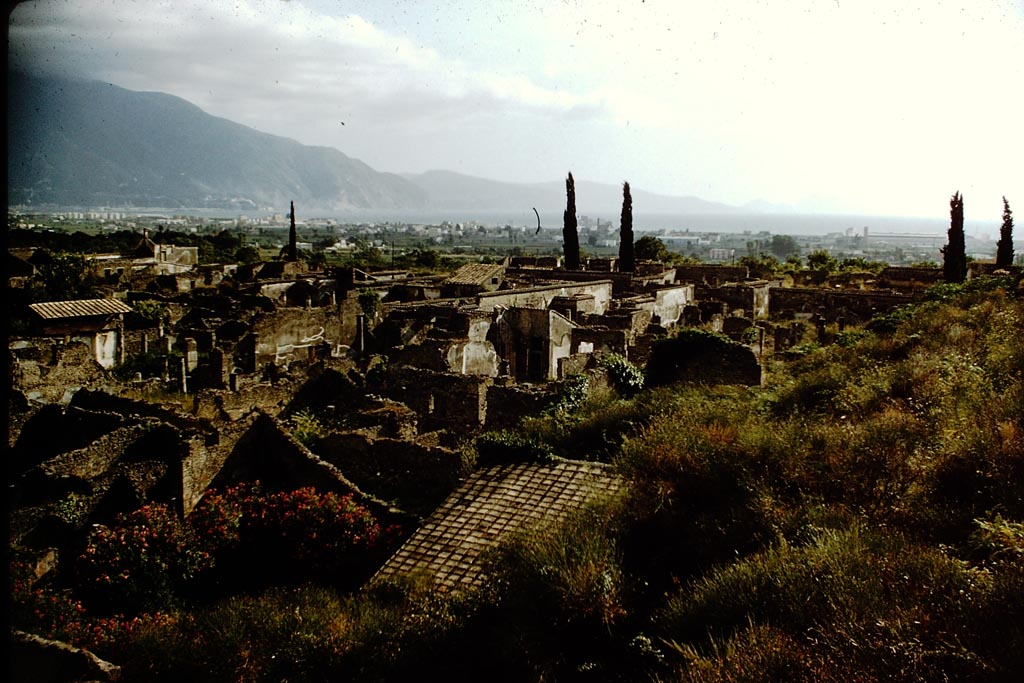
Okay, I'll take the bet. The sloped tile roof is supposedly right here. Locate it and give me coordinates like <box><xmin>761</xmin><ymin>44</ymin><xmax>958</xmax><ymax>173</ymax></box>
<box><xmin>444</xmin><ymin>263</ymin><xmax>505</xmax><ymax>286</ymax></box>
<box><xmin>374</xmin><ymin>459</ymin><xmax>623</xmax><ymax>591</ymax></box>
<box><xmin>29</xmin><ymin>299</ymin><xmax>134</xmax><ymax>319</ymax></box>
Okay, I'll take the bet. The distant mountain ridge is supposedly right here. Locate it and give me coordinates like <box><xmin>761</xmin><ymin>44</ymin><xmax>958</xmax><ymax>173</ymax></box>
<box><xmin>402</xmin><ymin>170</ymin><xmax>744</xmax><ymax>216</ymax></box>
<box><xmin>7</xmin><ymin>72</ymin><xmax>428</xmax><ymax>212</ymax></box>
<box><xmin>8</xmin><ymin>73</ymin><xmax>745</xmax><ymax>216</ymax></box>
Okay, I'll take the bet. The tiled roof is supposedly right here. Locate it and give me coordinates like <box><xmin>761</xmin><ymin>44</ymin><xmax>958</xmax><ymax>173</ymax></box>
<box><xmin>444</xmin><ymin>263</ymin><xmax>505</xmax><ymax>286</ymax></box>
<box><xmin>374</xmin><ymin>459</ymin><xmax>623</xmax><ymax>591</ymax></box>
<box><xmin>29</xmin><ymin>299</ymin><xmax>134</xmax><ymax>319</ymax></box>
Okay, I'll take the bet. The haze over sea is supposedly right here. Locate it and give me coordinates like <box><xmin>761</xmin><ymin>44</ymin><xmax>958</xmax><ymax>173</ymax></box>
<box><xmin>78</xmin><ymin>207</ymin><xmax>987</xmax><ymax>239</ymax></box>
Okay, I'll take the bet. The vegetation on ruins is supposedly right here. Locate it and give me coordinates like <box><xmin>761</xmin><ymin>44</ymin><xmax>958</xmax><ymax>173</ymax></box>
<box><xmin>997</xmin><ymin>196</ymin><xmax>1015</xmax><ymax>268</ymax></box>
<box><xmin>30</xmin><ymin>278</ymin><xmax>1014</xmax><ymax>682</ymax></box>
<box><xmin>942</xmin><ymin>191</ymin><xmax>967</xmax><ymax>283</ymax></box>
<box><xmin>806</xmin><ymin>248</ymin><xmax>839</xmax><ymax>272</ymax></box>
<box><xmin>563</xmin><ymin>171</ymin><xmax>581</xmax><ymax>270</ymax></box>
<box><xmin>11</xmin><ymin>485</ymin><xmax>393</xmax><ymax>656</ymax></box>
<box><xmin>33</xmin><ymin>251</ymin><xmax>100</xmax><ymax>302</ymax></box>
<box><xmin>599</xmin><ymin>353</ymin><xmax>644</xmax><ymax>398</ymax></box>
<box><xmin>618</xmin><ymin>181</ymin><xmax>634</xmax><ymax>272</ymax></box>
<box><xmin>357</xmin><ymin>287</ymin><xmax>382</xmax><ymax>320</ymax></box>
<box><xmin>634</xmin><ymin>234</ymin><xmax>671</xmax><ymax>262</ymax></box>
<box><xmin>8</xmin><ymin>229</ymin><xmax>1024</xmax><ymax>681</ymax></box>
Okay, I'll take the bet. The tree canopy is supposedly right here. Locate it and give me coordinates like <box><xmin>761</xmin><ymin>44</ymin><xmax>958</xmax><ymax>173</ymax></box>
<box><xmin>942</xmin><ymin>191</ymin><xmax>966</xmax><ymax>283</ymax></box>
<box><xmin>634</xmin><ymin>235</ymin><xmax>670</xmax><ymax>262</ymax></box>
<box><xmin>562</xmin><ymin>172</ymin><xmax>580</xmax><ymax>270</ymax></box>
<box><xmin>618</xmin><ymin>181</ymin><xmax>634</xmax><ymax>272</ymax></box>
<box><xmin>996</xmin><ymin>196</ymin><xmax>1014</xmax><ymax>268</ymax></box>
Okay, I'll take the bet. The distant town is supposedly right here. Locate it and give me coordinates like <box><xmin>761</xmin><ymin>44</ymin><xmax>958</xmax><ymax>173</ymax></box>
<box><xmin>9</xmin><ymin>206</ymin><xmax>1019</xmax><ymax>267</ymax></box>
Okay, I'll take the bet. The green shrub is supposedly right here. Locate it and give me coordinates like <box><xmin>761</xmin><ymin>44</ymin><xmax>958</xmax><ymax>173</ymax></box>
<box><xmin>548</xmin><ymin>373</ymin><xmax>590</xmax><ymax>414</ymax></box>
<box><xmin>474</xmin><ymin>430</ymin><xmax>553</xmax><ymax>466</ymax></box>
<box><xmin>357</xmin><ymin>288</ymin><xmax>381</xmax><ymax>319</ymax></box>
<box><xmin>479</xmin><ymin>497</ymin><xmax>627</xmax><ymax>678</ymax></box>
<box><xmin>971</xmin><ymin>515</ymin><xmax>1024</xmax><ymax>562</ymax></box>
<box><xmin>599</xmin><ymin>353</ymin><xmax>645</xmax><ymax>397</ymax></box>
<box><xmin>657</xmin><ymin>526</ymin><xmax>985</xmax><ymax>681</ymax></box>
<box><xmin>288</xmin><ymin>408</ymin><xmax>324</xmax><ymax>446</ymax></box>
<box><xmin>664</xmin><ymin>623</ymin><xmax>836</xmax><ymax>683</ymax></box>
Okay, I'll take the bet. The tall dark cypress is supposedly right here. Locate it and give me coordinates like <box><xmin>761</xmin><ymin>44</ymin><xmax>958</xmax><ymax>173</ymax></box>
<box><xmin>286</xmin><ymin>200</ymin><xmax>298</xmax><ymax>262</ymax></box>
<box><xmin>942</xmin><ymin>191</ymin><xmax>966</xmax><ymax>283</ymax></box>
<box><xmin>619</xmin><ymin>181</ymin><xmax>634</xmax><ymax>272</ymax></box>
<box><xmin>996</xmin><ymin>196</ymin><xmax>1014</xmax><ymax>268</ymax></box>
<box><xmin>563</xmin><ymin>172</ymin><xmax>580</xmax><ymax>270</ymax></box>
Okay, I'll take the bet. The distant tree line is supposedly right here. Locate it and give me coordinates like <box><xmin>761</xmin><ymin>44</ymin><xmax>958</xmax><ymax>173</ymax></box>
<box><xmin>9</xmin><ymin>228</ymin><xmax>249</xmax><ymax>265</ymax></box>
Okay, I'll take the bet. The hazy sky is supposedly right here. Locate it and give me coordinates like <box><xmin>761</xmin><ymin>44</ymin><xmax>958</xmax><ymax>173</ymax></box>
<box><xmin>9</xmin><ymin>0</ymin><xmax>1024</xmax><ymax>219</ymax></box>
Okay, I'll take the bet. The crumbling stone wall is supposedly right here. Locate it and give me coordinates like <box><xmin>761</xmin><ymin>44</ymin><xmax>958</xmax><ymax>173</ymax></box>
<box><xmin>695</xmin><ymin>282</ymin><xmax>770</xmax><ymax>319</ymax></box>
<box><xmin>676</xmin><ymin>264</ymin><xmax>749</xmax><ymax>285</ymax></box>
<box><xmin>557</xmin><ymin>352</ymin><xmax>592</xmax><ymax>379</ymax></box>
<box><xmin>180</xmin><ymin>412</ymin><xmax>259</xmax><ymax>515</ymax></box>
<box><xmin>490</xmin><ymin>307</ymin><xmax>575</xmax><ymax>382</ymax></box>
<box><xmin>10</xmin><ymin>339</ymin><xmax>106</xmax><ymax>404</ymax></box>
<box><xmin>586</xmin><ymin>308</ymin><xmax>652</xmax><ymax>338</ymax></box>
<box><xmin>649</xmin><ymin>284</ymin><xmax>695</xmax><ymax>326</ymax></box>
<box><xmin>646</xmin><ymin>331</ymin><xmax>762</xmax><ymax>387</ymax></box>
<box><xmin>316</xmin><ymin>432</ymin><xmax>466</xmax><ymax>517</ymax></box>
<box><xmin>250</xmin><ymin>305</ymin><xmax>349</xmax><ymax>367</ymax></box>
<box><xmin>484</xmin><ymin>383</ymin><xmax>559</xmax><ymax>430</ymax></box>
<box><xmin>572</xmin><ymin>327</ymin><xmax>629</xmax><ymax>356</ymax></box>
<box><xmin>769</xmin><ymin>288</ymin><xmax>914</xmax><ymax>322</ymax></box>
<box><xmin>877</xmin><ymin>266</ymin><xmax>944</xmax><ymax>291</ymax></box>
<box><xmin>211</xmin><ymin>411</ymin><xmax>403</xmax><ymax>522</ymax></box>
<box><xmin>479</xmin><ymin>280</ymin><xmax>613</xmax><ymax>315</ymax></box>
<box><xmin>383</xmin><ymin>366</ymin><xmax>491</xmax><ymax>431</ymax></box>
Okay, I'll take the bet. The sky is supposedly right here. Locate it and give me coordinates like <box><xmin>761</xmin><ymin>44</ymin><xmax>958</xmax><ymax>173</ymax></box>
<box><xmin>8</xmin><ymin>0</ymin><xmax>1024</xmax><ymax>220</ymax></box>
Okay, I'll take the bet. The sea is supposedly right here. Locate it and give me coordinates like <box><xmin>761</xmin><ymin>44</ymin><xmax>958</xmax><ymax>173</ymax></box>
<box><xmin>26</xmin><ymin>205</ymin><xmax>995</xmax><ymax>238</ymax></box>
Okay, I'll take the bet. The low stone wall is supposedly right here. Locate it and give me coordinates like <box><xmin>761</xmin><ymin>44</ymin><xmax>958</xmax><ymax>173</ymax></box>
<box><xmin>647</xmin><ymin>332</ymin><xmax>762</xmax><ymax>387</ymax></box>
<box><xmin>484</xmin><ymin>383</ymin><xmax>559</xmax><ymax>430</ymax></box>
<box><xmin>211</xmin><ymin>411</ymin><xmax>407</xmax><ymax>523</ymax></box>
<box><xmin>382</xmin><ymin>366</ymin><xmax>490</xmax><ymax>431</ymax></box>
<box><xmin>769</xmin><ymin>287</ymin><xmax>915</xmax><ymax>322</ymax></box>
<box><xmin>10</xmin><ymin>339</ymin><xmax>106</xmax><ymax>403</ymax></box>
<box><xmin>316</xmin><ymin>432</ymin><xmax>466</xmax><ymax>517</ymax></box>
<box><xmin>676</xmin><ymin>264</ymin><xmax>749</xmax><ymax>285</ymax></box>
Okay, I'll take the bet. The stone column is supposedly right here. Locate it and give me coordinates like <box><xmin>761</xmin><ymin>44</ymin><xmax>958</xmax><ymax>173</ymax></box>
<box><xmin>249</xmin><ymin>333</ymin><xmax>260</xmax><ymax>373</ymax></box>
<box><xmin>185</xmin><ymin>338</ymin><xmax>199</xmax><ymax>371</ymax></box>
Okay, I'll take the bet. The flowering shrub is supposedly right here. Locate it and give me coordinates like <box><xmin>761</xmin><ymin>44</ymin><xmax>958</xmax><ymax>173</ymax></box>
<box><xmin>10</xmin><ymin>560</ymin><xmax>175</xmax><ymax>658</ymax></box>
<box><xmin>239</xmin><ymin>487</ymin><xmax>386</xmax><ymax>580</ymax></box>
<box><xmin>74</xmin><ymin>483</ymin><xmax>391</xmax><ymax>614</ymax></box>
<box><xmin>76</xmin><ymin>504</ymin><xmax>212</xmax><ymax>614</ymax></box>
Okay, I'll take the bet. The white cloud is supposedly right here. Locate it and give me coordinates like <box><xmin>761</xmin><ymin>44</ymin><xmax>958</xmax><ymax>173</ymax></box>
<box><xmin>8</xmin><ymin>0</ymin><xmax>1023</xmax><ymax>217</ymax></box>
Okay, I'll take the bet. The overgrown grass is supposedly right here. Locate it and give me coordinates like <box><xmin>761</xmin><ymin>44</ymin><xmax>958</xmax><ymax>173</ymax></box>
<box><xmin>16</xmin><ymin>282</ymin><xmax>1024</xmax><ymax>681</ymax></box>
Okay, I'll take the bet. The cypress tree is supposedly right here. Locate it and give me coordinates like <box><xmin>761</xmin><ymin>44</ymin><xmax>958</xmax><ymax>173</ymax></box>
<box><xmin>619</xmin><ymin>181</ymin><xmax>634</xmax><ymax>272</ymax></box>
<box><xmin>996</xmin><ymin>196</ymin><xmax>1014</xmax><ymax>268</ymax></box>
<box><xmin>942</xmin><ymin>191</ymin><xmax>966</xmax><ymax>283</ymax></box>
<box><xmin>286</xmin><ymin>200</ymin><xmax>298</xmax><ymax>262</ymax></box>
<box><xmin>563</xmin><ymin>172</ymin><xmax>580</xmax><ymax>270</ymax></box>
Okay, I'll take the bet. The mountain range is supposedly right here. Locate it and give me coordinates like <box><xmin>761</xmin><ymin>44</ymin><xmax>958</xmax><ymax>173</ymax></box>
<box><xmin>8</xmin><ymin>72</ymin><xmax>744</xmax><ymax>216</ymax></box>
